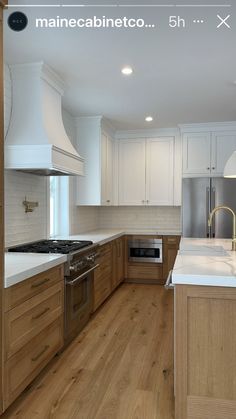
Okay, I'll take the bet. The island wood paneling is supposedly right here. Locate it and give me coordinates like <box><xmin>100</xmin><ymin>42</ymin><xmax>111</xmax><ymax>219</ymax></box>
<box><xmin>0</xmin><ymin>1</ymin><xmax>7</xmax><ymax>414</ymax></box>
<box><xmin>175</xmin><ymin>285</ymin><xmax>236</xmax><ymax>419</ymax></box>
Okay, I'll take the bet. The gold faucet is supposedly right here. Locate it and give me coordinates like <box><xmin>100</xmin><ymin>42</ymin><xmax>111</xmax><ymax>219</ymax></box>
<box><xmin>208</xmin><ymin>206</ymin><xmax>236</xmax><ymax>251</ymax></box>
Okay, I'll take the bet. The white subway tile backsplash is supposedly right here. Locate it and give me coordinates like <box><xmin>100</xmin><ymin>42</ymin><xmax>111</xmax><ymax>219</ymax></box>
<box><xmin>5</xmin><ymin>171</ymin><xmax>48</xmax><ymax>247</ymax></box>
<box><xmin>97</xmin><ymin>206</ymin><xmax>181</xmax><ymax>232</ymax></box>
<box><xmin>69</xmin><ymin>205</ymin><xmax>181</xmax><ymax>235</ymax></box>
<box><xmin>70</xmin><ymin>206</ymin><xmax>99</xmax><ymax>234</ymax></box>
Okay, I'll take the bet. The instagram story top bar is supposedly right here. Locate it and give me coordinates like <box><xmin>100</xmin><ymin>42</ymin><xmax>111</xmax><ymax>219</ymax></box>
<box><xmin>6</xmin><ymin>4</ymin><xmax>232</xmax><ymax>8</ymax></box>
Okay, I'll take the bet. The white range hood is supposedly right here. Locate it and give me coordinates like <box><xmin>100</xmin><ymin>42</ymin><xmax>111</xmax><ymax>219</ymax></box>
<box><xmin>5</xmin><ymin>62</ymin><xmax>84</xmax><ymax>176</ymax></box>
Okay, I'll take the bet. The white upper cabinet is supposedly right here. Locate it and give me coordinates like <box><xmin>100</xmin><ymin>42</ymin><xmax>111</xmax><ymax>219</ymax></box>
<box><xmin>118</xmin><ymin>139</ymin><xmax>146</xmax><ymax>205</ymax></box>
<box><xmin>146</xmin><ymin>138</ymin><xmax>174</xmax><ymax>205</ymax></box>
<box><xmin>211</xmin><ymin>131</ymin><xmax>236</xmax><ymax>176</ymax></box>
<box><xmin>101</xmin><ymin>132</ymin><xmax>113</xmax><ymax>205</ymax></box>
<box><xmin>182</xmin><ymin>125</ymin><xmax>236</xmax><ymax>177</ymax></box>
<box><xmin>183</xmin><ymin>133</ymin><xmax>211</xmax><ymax>176</ymax></box>
<box><xmin>76</xmin><ymin>117</ymin><xmax>114</xmax><ymax>206</ymax></box>
<box><xmin>118</xmin><ymin>137</ymin><xmax>176</xmax><ymax>206</ymax></box>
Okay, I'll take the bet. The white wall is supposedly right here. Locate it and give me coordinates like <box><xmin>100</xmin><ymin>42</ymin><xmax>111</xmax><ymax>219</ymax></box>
<box><xmin>97</xmin><ymin>206</ymin><xmax>181</xmax><ymax>232</ymax></box>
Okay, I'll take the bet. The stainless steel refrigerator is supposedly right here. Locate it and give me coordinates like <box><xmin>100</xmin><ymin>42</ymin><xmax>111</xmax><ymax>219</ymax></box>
<box><xmin>182</xmin><ymin>178</ymin><xmax>236</xmax><ymax>238</ymax></box>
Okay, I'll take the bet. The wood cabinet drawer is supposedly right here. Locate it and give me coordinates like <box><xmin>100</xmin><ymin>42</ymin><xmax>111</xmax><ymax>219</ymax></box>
<box><xmin>164</xmin><ymin>235</ymin><xmax>180</xmax><ymax>245</ymax></box>
<box><xmin>94</xmin><ymin>274</ymin><xmax>111</xmax><ymax>311</ymax></box>
<box><xmin>5</xmin><ymin>282</ymin><xmax>64</xmax><ymax>359</ymax></box>
<box><xmin>94</xmin><ymin>259</ymin><xmax>112</xmax><ymax>279</ymax></box>
<box><xmin>4</xmin><ymin>265</ymin><xmax>64</xmax><ymax>311</ymax></box>
<box><xmin>127</xmin><ymin>263</ymin><xmax>163</xmax><ymax>284</ymax></box>
<box><xmin>4</xmin><ymin>319</ymin><xmax>63</xmax><ymax>409</ymax></box>
<box><xmin>97</xmin><ymin>243</ymin><xmax>112</xmax><ymax>259</ymax></box>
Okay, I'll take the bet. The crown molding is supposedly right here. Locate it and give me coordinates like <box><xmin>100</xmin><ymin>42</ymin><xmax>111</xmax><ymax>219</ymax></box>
<box><xmin>179</xmin><ymin>121</ymin><xmax>236</xmax><ymax>133</ymax></box>
<box><xmin>115</xmin><ymin>127</ymin><xmax>180</xmax><ymax>140</ymax></box>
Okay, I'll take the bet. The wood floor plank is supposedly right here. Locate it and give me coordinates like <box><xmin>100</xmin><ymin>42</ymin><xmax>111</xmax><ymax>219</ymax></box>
<box><xmin>2</xmin><ymin>284</ymin><xmax>174</xmax><ymax>419</ymax></box>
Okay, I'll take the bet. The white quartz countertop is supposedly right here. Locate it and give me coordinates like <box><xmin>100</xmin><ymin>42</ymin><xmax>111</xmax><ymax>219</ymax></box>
<box><xmin>172</xmin><ymin>238</ymin><xmax>236</xmax><ymax>287</ymax></box>
<box><xmin>5</xmin><ymin>229</ymin><xmax>181</xmax><ymax>289</ymax></box>
<box><xmin>54</xmin><ymin>229</ymin><xmax>181</xmax><ymax>246</ymax></box>
<box><xmin>5</xmin><ymin>253</ymin><xmax>67</xmax><ymax>288</ymax></box>
<box><xmin>54</xmin><ymin>230</ymin><xmax>125</xmax><ymax>246</ymax></box>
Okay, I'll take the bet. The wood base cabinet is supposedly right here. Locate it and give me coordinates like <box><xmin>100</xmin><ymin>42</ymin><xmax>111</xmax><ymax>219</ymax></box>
<box><xmin>175</xmin><ymin>285</ymin><xmax>236</xmax><ymax>419</ymax></box>
<box><xmin>93</xmin><ymin>242</ymin><xmax>112</xmax><ymax>312</ymax></box>
<box><xmin>3</xmin><ymin>265</ymin><xmax>64</xmax><ymax>410</ymax></box>
<box><xmin>163</xmin><ymin>235</ymin><xmax>180</xmax><ymax>280</ymax></box>
<box><xmin>93</xmin><ymin>238</ymin><xmax>125</xmax><ymax>312</ymax></box>
<box><xmin>112</xmin><ymin>237</ymin><xmax>125</xmax><ymax>291</ymax></box>
<box><xmin>4</xmin><ymin>319</ymin><xmax>63</xmax><ymax>408</ymax></box>
<box><xmin>124</xmin><ymin>235</ymin><xmax>163</xmax><ymax>285</ymax></box>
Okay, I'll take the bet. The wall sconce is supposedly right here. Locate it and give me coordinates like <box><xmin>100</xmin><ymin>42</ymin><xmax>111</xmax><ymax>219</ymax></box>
<box><xmin>23</xmin><ymin>197</ymin><xmax>39</xmax><ymax>213</ymax></box>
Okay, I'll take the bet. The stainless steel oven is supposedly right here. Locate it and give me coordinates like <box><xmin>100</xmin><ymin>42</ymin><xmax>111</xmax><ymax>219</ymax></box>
<box><xmin>128</xmin><ymin>239</ymin><xmax>163</xmax><ymax>263</ymax></box>
<box><xmin>64</xmin><ymin>248</ymin><xmax>99</xmax><ymax>345</ymax></box>
<box><xmin>65</xmin><ymin>263</ymin><xmax>98</xmax><ymax>345</ymax></box>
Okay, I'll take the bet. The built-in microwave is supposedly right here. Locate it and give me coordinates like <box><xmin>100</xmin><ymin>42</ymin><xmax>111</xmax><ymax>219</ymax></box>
<box><xmin>128</xmin><ymin>239</ymin><xmax>163</xmax><ymax>263</ymax></box>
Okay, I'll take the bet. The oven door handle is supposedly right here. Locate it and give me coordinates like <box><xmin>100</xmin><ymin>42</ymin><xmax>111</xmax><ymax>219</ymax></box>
<box><xmin>66</xmin><ymin>264</ymin><xmax>100</xmax><ymax>286</ymax></box>
<box><xmin>164</xmin><ymin>270</ymin><xmax>174</xmax><ymax>290</ymax></box>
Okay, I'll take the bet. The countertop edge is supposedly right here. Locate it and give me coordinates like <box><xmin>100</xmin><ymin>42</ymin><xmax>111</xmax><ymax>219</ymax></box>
<box><xmin>54</xmin><ymin>229</ymin><xmax>182</xmax><ymax>246</ymax></box>
<box><xmin>5</xmin><ymin>255</ymin><xmax>67</xmax><ymax>289</ymax></box>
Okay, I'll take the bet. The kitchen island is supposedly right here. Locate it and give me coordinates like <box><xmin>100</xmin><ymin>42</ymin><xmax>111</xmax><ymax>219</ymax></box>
<box><xmin>173</xmin><ymin>238</ymin><xmax>236</xmax><ymax>419</ymax></box>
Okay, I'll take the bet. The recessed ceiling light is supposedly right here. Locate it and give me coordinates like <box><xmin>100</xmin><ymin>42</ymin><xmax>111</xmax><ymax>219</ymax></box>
<box><xmin>121</xmin><ymin>66</ymin><xmax>133</xmax><ymax>76</ymax></box>
<box><xmin>145</xmin><ymin>116</ymin><xmax>153</xmax><ymax>122</ymax></box>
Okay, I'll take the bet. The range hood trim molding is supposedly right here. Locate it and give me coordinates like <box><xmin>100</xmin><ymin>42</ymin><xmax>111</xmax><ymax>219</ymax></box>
<box><xmin>5</xmin><ymin>144</ymin><xmax>84</xmax><ymax>176</ymax></box>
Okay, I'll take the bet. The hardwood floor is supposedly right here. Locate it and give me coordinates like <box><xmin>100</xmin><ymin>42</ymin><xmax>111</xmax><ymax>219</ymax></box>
<box><xmin>2</xmin><ymin>284</ymin><xmax>174</xmax><ymax>419</ymax></box>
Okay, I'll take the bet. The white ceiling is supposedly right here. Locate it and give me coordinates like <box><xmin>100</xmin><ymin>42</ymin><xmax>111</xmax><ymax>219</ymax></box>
<box><xmin>4</xmin><ymin>0</ymin><xmax>236</xmax><ymax>129</ymax></box>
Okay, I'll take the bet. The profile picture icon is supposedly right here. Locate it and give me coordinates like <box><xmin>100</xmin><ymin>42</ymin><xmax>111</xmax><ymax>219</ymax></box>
<box><xmin>8</xmin><ymin>11</ymin><xmax>28</xmax><ymax>32</ymax></box>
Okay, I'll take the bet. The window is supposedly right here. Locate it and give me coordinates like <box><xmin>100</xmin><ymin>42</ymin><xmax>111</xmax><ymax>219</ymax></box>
<box><xmin>49</xmin><ymin>177</ymin><xmax>70</xmax><ymax>238</ymax></box>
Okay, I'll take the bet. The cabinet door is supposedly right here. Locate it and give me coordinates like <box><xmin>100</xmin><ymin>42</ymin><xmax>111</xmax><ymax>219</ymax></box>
<box><xmin>113</xmin><ymin>238</ymin><xmax>124</xmax><ymax>289</ymax></box>
<box><xmin>146</xmin><ymin>138</ymin><xmax>174</xmax><ymax>205</ymax></box>
<box><xmin>106</xmin><ymin>135</ymin><xmax>114</xmax><ymax>204</ymax></box>
<box><xmin>163</xmin><ymin>236</ymin><xmax>180</xmax><ymax>280</ymax></box>
<box><xmin>118</xmin><ymin>140</ymin><xmax>146</xmax><ymax>205</ymax></box>
<box><xmin>182</xmin><ymin>133</ymin><xmax>211</xmax><ymax>176</ymax></box>
<box><xmin>101</xmin><ymin>132</ymin><xmax>113</xmax><ymax>206</ymax></box>
<box><xmin>211</xmin><ymin>131</ymin><xmax>236</xmax><ymax>176</ymax></box>
<box><xmin>93</xmin><ymin>243</ymin><xmax>112</xmax><ymax>312</ymax></box>
<box><xmin>175</xmin><ymin>285</ymin><xmax>236</xmax><ymax>419</ymax></box>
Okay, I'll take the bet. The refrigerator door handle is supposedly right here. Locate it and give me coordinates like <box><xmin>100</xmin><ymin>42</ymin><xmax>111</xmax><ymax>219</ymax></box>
<box><xmin>206</xmin><ymin>187</ymin><xmax>210</xmax><ymax>238</ymax></box>
<box><xmin>211</xmin><ymin>187</ymin><xmax>216</xmax><ymax>238</ymax></box>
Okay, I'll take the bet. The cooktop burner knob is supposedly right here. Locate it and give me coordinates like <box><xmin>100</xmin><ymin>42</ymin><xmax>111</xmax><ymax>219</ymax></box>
<box><xmin>86</xmin><ymin>255</ymin><xmax>95</xmax><ymax>263</ymax></box>
<box><xmin>70</xmin><ymin>266</ymin><xmax>76</xmax><ymax>273</ymax></box>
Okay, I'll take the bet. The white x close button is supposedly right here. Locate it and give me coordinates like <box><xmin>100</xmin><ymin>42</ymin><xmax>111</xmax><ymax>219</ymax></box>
<box><xmin>217</xmin><ymin>14</ymin><xmax>231</xmax><ymax>29</ymax></box>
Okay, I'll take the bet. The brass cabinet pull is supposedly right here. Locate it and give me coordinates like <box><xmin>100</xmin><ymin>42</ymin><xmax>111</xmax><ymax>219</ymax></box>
<box><xmin>31</xmin><ymin>345</ymin><xmax>49</xmax><ymax>362</ymax></box>
<box><xmin>32</xmin><ymin>307</ymin><xmax>50</xmax><ymax>320</ymax></box>
<box><xmin>31</xmin><ymin>278</ymin><xmax>50</xmax><ymax>288</ymax></box>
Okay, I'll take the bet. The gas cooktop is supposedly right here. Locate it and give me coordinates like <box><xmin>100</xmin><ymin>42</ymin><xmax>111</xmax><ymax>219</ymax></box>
<box><xmin>8</xmin><ymin>239</ymin><xmax>93</xmax><ymax>254</ymax></box>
